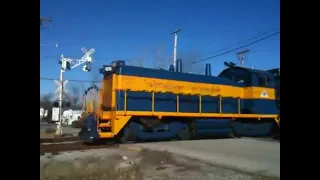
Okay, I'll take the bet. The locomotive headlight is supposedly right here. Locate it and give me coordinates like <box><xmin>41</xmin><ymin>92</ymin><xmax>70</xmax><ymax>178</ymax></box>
<box><xmin>82</xmin><ymin>63</ymin><xmax>91</xmax><ymax>72</ymax></box>
<box><xmin>105</xmin><ymin>66</ymin><xmax>112</xmax><ymax>71</ymax></box>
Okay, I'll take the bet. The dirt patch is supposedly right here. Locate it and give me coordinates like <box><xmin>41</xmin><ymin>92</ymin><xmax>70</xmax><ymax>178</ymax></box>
<box><xmin>40</xmin><ymin>142</ymin><xmax>118</xmax><ymax>154</ymax></box>
<box><xmin>40</xmin><ymin>148</ymin><xmax>279</xmax><ymax>180</ymax></box>
<box><xmin>40</xmin><ymin>128</ymin><xmax>57</xmax><ymax>139</ymax></box>
<box><xmin>41</xmin><ymin>156</ymin><xmax>141</xmax><ymax>180</ymax></box>
<box><xmin>138</xmin><ymin>149</ymin><xmax>203</xmax><ymax>173</ymax></box>
<box><xmin>45</xmin><ymin>128</ymin><xmax>56</xmax><ymax>134</ymax></box>
<box><xmin>40</xmin><ymin>132</ymin><xmax>55</xmax><ymax>139</ymax></box>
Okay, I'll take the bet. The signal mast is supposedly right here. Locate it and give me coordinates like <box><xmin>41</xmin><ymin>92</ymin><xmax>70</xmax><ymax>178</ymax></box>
<box><xmin>55</xmin><ymin>47</ymin><xmax>95</xmax><ymax>136</ymax></box>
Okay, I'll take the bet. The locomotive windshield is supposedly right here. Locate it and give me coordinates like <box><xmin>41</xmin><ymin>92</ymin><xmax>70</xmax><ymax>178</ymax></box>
<box><xmin>218</xmin><ymin>68</ymin><xmax>251</xmax><ymax>86</ymax></box>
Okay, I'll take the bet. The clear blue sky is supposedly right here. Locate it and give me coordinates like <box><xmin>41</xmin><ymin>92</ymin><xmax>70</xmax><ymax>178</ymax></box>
<box><xmin>40</xmin><ymin>0</ymin><xmax>280</xmax><ymax>95</ymax></box>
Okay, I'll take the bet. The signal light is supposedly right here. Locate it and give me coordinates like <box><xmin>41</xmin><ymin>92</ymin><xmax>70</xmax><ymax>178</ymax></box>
<box><xmin>82</xmin><ymin>63</ymin><xmax>91</xmax><ymax>72</ymax></box>
<box><xmin>61</xmin><ymin>60</ymin><xmax>71</xmax><ymax>71</ymax></box>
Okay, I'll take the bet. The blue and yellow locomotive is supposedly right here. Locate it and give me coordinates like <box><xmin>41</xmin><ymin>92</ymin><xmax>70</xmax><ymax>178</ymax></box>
<box><xmin>79</xmin><ymin>60</ymin><xmax>280</xmax><ymax>143</ymax></box>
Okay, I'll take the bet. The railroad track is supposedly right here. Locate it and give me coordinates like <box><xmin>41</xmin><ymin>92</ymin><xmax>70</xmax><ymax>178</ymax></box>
<box><xmin>40</xmin><ymin>136</ymin><xmax>119</xmax><ymax>154</ymax></box>
<box><xmin>40</xmin><ymin>142</ymin><xmax>118</xmax><ymax>154</ymax></box>
<box><xmin>40</xmin><ymin>136</ymin><xmax>279</xmax><ymax>155</ymax></box>
<box><xmin>40</xmin><ymin>136</ymin><xmax>80</xmax><ymax>143</ymax></box>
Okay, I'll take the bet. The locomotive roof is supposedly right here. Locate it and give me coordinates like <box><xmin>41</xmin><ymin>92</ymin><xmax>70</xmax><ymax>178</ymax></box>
<box><xmin>114</xmin><ymin>65</ymin><xmax>243</xmax><ymax>87</ymax></box>
<box><xmin>219</xmin><ymin>67</ymin><xmax>274</xmax><ymax>77</ymax></box>
<box><xmin>266</xmin><ymin>68</ymin><xmax>280</xmax><ymax>71</ymax></box>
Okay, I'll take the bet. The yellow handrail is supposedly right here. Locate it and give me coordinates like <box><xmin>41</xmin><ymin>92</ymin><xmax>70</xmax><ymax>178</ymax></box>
<box><xmin>176</xmin><ymin>95</ymin><xmax>180</xmax><ymax>113</ymax></box>
<box><xmin>219</xmin><ymin>96</ymin><xmax>222</xmax><ymax>113</ymax></box>
<box><xmin>124</xmin><ymin>90</ymin><xmax>127</xmax><ymax>114</ymax></box>
<box><xmin>152</xmin><ymin>91</ymin><xmax>155</xmax><ymax>114</ymax></box>
<box><xmin>199</xmin><ymin>95</ymin><xmax>202</xmax><ymax>113</ymax></box>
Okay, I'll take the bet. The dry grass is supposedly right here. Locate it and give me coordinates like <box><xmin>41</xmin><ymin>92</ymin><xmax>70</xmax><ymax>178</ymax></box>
<box><xmin>40</xmin><ymin>149</ymin><xmax>182</xmax><ymax>180</ymax></box>
<box><xmin>40</xmin><ymin>156</ymin><xmax>142</xmax><ymax>180</ymax></box>
<box><xmin>40</xmin><ymin>148</ymin><xmax>280</xmax><ymax>180</ymax></box>
<box><xmin>45</xmin><ymin>128</ymin><xmax>56</xmax><ymax>134</ymax></box>
<box><xmin>40</xmin><ymin>128</ymin><xmax>56</xmax><ymax>139</ymax></box>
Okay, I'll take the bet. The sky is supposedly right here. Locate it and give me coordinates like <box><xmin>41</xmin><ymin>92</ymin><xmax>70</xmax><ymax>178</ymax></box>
<box><xmin>40</xmin><ymin>0</ymin><xmax>280</xmax><ymax>95</ymax></box>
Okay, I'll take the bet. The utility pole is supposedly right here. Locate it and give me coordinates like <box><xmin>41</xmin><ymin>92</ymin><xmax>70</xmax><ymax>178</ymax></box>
<box><xmin>55</xmin><ymin>47</ymin><xmax>95</xmax><ymax>136</ymax></box>
<box><xmin>236</xmin><ymin>49</ymin><xmax>250</xmax><ymax>67</ymax></box>
<box><xmin>170</xmin><ymin>29</ymin><xmax>181</xmax><ymax>70</ymax></box>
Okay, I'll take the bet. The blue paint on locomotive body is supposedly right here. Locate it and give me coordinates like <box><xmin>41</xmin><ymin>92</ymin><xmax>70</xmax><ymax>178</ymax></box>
<box><xmin>192</xmin><ymin>119</ymin><xmax>233</xmax><ymax>137</ymax></box>
<box><xmin>126</xmin><ymin>122</ymin><xmax>187</xmax><ymax>141</ymax></box>
<box><xmin>123</xmin><ymin>119</ymin><xmax>235</xmax><ymax>140</ymax></box>
<box><xmin>116</xmin><ymin>91</ymin><xmax>279</xmax><ymax>115</ymax></box>
<box><xmin>231</xmin><ymin>122</ymin><xmax>273</xmax><ymax>137</ymax></box>
<box><xmin>112</xmin><ymin>65</ymin><xmax>279</xmax><ymax>115</ymax></box>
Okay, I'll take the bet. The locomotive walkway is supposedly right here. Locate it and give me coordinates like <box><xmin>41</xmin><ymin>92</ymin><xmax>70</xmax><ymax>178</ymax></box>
<box><xmin>120</xmin><ymin>138</ymin><xmax>280</xmax><ymax>178</ymax></box>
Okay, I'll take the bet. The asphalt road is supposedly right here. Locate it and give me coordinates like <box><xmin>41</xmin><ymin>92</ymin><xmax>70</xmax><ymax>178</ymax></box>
<box><xmin>120</xmin><ymin>138</ymin><xmax>280</xmax><ymax>178</ymax></box>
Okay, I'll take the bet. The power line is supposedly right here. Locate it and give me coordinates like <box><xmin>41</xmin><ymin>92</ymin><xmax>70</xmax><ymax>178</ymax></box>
<box><xmin>40</xmin><ymin>57</ymin><xmax>111</xmax><ymax>61</ymax></box>
<box><xmin>193</xmin><ymin>31</ymin><xmax>280</xmax><ymax>64</ymax></box>
<box><xmin>40</xmin><ymin>77</ymin><xmax>100</xmax><ymax>83</ymax></box>
<box><xmin>40</xmin><ymin>57</ymin><xmax>135</xmax><ymax>62</ymax></box>
<box><xmin>40</xmin><ymin>17</ymin><xmax>52</xmax><ymax>26</ymax></box>
<box><xmin>200</xmin><ymin>28</ymin><xmax>279</xmax><ymax>58</ymax></box>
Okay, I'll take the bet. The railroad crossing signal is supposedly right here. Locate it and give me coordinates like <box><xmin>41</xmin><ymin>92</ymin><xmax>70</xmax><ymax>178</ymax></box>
<box><xmin>54</xmin><ymin>80</ymin><xmax>68</xmax><ymax>95</ymax></box>
<box><xmin>55</xmin><ymin>47</ymin><xmax>95</xmax><ymax>136</ymax></box>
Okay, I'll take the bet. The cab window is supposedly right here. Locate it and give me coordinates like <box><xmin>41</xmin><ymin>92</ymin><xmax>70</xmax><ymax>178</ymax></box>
<box><xmin>256</xmin><ymin>75</ymin><xmax>273</xmax><ymax>88</ymax></box>
<box><xmin>219</xmin><ymin>69</ymin><xmax>251</xmax><ymax>86</ymax></box>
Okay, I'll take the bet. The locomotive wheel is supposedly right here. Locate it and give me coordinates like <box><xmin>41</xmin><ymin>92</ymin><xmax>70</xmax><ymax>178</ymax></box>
<box><xmin>176</xmin><ymin>125</ymin><xmax>192</xmax><ymax>140</ymax></box>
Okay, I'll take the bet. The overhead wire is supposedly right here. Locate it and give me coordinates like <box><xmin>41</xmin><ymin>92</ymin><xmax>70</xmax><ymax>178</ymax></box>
<box><xmin>193</xmin><ymin>31</ymin><xmax>280</xmax><ymax>64</ymax></box>
<box><xmin>40</xmin><ymin>77</ymin><xmax>100</xmax><ymax>83</ymax></box>
<box><xmin>199</xmin><ymin>28</ymin><xmax>279</xmax><ymax>58</ymax></box>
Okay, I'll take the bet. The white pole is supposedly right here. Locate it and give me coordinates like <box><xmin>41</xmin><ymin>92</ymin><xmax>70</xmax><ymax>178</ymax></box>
<box><xmin>241</xmin><ymin>55</ymin><xmax>244</xmax><ymax>67</ymax></box>
<box><xmin>173</xmin><ymin>33</ymin><xmax>178</xmax><ymax>69</ymax></box>
<box><xmin>55</xmin><ymin>68</ymin><xmax>64</xmax><ymax>136</ymax></box>
<box><xmin>53</xmin><ymin>47</ymin><xmax>95</xmax><ymax>136</ymax></box>
<box><xmin>171</xmin><ymin>29</ymin><xmax>181</xmax><ymax>70</ymax></box>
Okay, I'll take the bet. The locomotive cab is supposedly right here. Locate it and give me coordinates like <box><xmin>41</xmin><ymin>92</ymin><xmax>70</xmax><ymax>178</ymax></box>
<box><xmin>218</xmin><ymin>67</ymin><xmax>275</xmax><ymax>88</ymax></box>
<box><xmin>99</xmin><ymin>60</ymin><xmax>126</xmax><ymax>77</ymax></box>
<box><xmin>218</xmin><ymin>67</ymin><xmax>278</xmax><ymax>114</ymax></box>
<box><xmin>267</xmin><ymin>68</ymin><xmax>280</xmax><ymax>109</ymax></box>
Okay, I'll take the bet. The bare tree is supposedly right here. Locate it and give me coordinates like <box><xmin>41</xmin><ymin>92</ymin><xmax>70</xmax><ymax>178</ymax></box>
<box><xmin>87</xmin><ymin>66</ymin><xmax>102</xmax><ymax>111</ymax></box>
<box><xmin>91</xmin><ymin>67</ymin><xmax>100</xmax><ymax>86</ymax></box>
<box><xmin>79</xmin><ymin>82</ymin><xmax>86</xmax><ymax>96</ymax></box>
<box><xmin>154</xmin><ymin>45</ymin><xmax>167</xmax><ymax>69</ymax></box>
<box><xmin>41</xmin><ymin>93</ymin><xmax>53</xmax><ymax>103</ymax></box>
<box><xmin>70</xmin><ymin>85</ymin><xmax>80</xmax><ymax>105</ymax></box>
<box><xmin>133</xmin><ymin>49</ymin><xmax>148</xmax><ymax>67</ymax></box>
<box><xmin>179</xmin><ymin>52</ymin><xmax>203</xmax><ymax>75</ymax></box>
<box><xmin>63</xmin><ymin>93</ymin><xmax>73</xmax><ymax>105</ymax></box>
<box><xmin>134</xmin><ymin>55</ymin><xmax>144</xmax><ymax>67</ymax></box>
<box><xmin>40</xmin><ymin>93</ymin><xmax>54</xmax><ymax>119</ymax></box>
